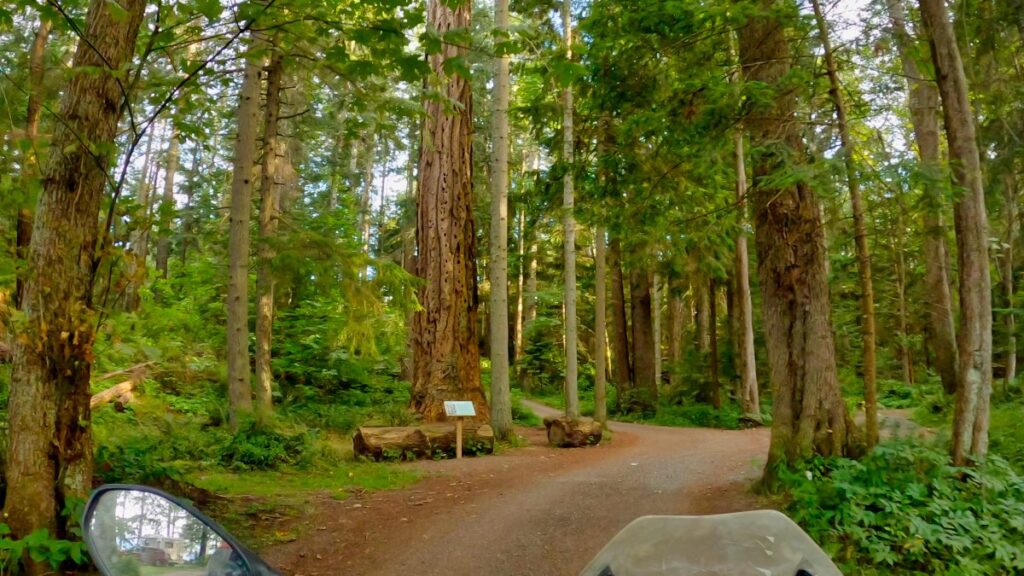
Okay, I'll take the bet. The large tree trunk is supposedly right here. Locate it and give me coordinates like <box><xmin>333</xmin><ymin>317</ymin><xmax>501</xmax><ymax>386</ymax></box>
<box><xmin>1002</xmin><ymin>173</ymin><xmax>1017</xmax><ymax>388</ymax></box>
<box><xmin>4</xmin><ymin>0</ymin><xmax>146</xmax><ymax>553</ymax></box>
<box><xmin>514</xmin><ymin>205</ymin><xmax>526</xmax><ymax>362</ymax></box>
<box><xmin>734</xmin><ymin>130</ymin><xmax>760</xmax><ymax>418</ymax></box>
<box><xmin>226</xmin><ymin>45</ymin><xmax>263</xmax><ymax>428</ymax></box>
<box><xmin>919</xmin><ymin>0</ymin><xmax>994</xmax><ymax>465</ymax></box>
<box><xmin>629</xmin><ymin>266</ymin><xmax>657</xmax><ymax>412</ymax></box>
<box><xmin>594</xmin><ymin>226</ymin><xmax>608</xmax><ymax>424</ymax></box>
<box><xmin>561</xmin><ymin>0</ymin><xmax>579</xmax><ymax>419</ymax></box>
<box><xmin>411</xmin><ymin>0</ymin><xmax>488</xmax><ymax>423</ymax></box>
<box><xmin>705</xmin><ymin>279</ymin><xmax>721</xmax><ymax>408</ymax></box>
<box><xmin>489</xmin><ymin>0</ymin><xmax>513</xmax><ymax>439</ymax></box>
<box><xmin>155</xmin><ymin>128</ymin><xmax>179</xmax><ymax>278</ymax></box>
<box><xmin>695</xmin><ymin>275</ymin><xmax>711</xmax><ymax>354</ymax></box>
<box><xmin>609</xmin><ymin>236</ymin><xmax>632</xmax><ymax>403</ymax></box>
<box><xmin>886</xmin><ymin>0</ymin><xmax>959</xmax><ymax>395</ymax></box>
<box><xmin>739</xmin><ymin>2</ymin><xmax>852</xmax><ymax>485</ymax></box>
<box><xmin>255</xmin><ymin>52</ymin><xmax>284</xmax><ymax>417</ymax></box>
<box><xmin>811</xmin><ymin>0</ymin><xmax>879</xmax><ymax>448</ymax></box>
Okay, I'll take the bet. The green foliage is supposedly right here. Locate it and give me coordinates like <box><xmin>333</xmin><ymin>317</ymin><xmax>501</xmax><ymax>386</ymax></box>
<box><xmin>783</xmin><ymin>441</ymin><xmax>1024</xmax><ymax>574</ymax></box>
<box><xmin>0</xmin><ymin>525</ymin><xmax>89</xmax><ymax>575</ymax></box>
<box><xmin>219</xmin><ymin>420</ymin><xmax>317</xmax><ymax>471</ymax></box>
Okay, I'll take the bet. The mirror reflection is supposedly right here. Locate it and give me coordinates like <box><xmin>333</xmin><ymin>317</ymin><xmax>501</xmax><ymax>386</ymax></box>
<box><xmin>88</xmin><ymin>489</ymin><xmax>250</xmax><ymax>576</ymax></box>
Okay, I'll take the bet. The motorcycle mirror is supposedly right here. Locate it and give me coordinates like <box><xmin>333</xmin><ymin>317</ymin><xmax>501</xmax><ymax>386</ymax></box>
<box><xmin>82</xmin><ymin>484</ymin><xmax>257</xmax><ymax>576</ymax></box>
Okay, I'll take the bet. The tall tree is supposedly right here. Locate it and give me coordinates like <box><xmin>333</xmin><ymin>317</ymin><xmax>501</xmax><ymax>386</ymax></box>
<box><xmin>918</xmin><ymin>0</ymin><xmax>994</xmax><ymax>465</ymax></box>
<box><xmin>1001</xmin><ymin>173</ymin><xmax>1017</xmax><ymax>387</ymax></box>
<box><xmin>811</xmin><ymin>0</ymin><xmax>878</xmax><ymax>448</ymax></box>
<box><xmin>155</xmin><ymin>128</ymin><xmax>179</xmax><ymax>278</ymax></box>
<box><xmin>561</xmin><ymin>0</ymin><xmax>580</xmax><ymax>419</ymax></box>
<box><xmin>4</xmin><ymin>0</ymin><xmax>147</xmax><ymax>552</ymax></box>
<box><xmin>410</xmin><ymin>0</ymin><xmax>489</xmax><ymax>422</ymax></box>
<box><xmin>608</xmin><ymin>236</ymin><xmax>632</xmax><ymax>402</ymax></box>
<box><xmin>226</xmin><ymin>43</ymin><xmax>264</xmax><ymax>428</ymax></box>
<box><xmin>255</xmin><ymin>50</ymin><xmax>285</xmax><ymax>417</ymax></box>
<box><xmin>885</xmin><ymin>0</ymin><xmax>959</xmax><ymax>395</ymax></box>
<box><xmin>733</xmin><ymin>128</ymin><xmax>759</xmax><ymax>418</ymax></box>
<box><xmin>739</xmin><ymin>0</ymin><xmax>853</xmax><ymax>484</ymax></box>
<box><xmin>594</xmin><ymin>226</ymin><xmax>608</xmax><ymax>425</ymax></box>
<box><xmin>489</xmin><ymin>0</ymin><xmax>513</xmax><ymax>439</ymax></box>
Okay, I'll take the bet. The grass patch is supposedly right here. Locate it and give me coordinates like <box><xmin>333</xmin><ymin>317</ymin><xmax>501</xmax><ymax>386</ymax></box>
<box><xmin>189</xmin><ymin>462</ymin><xmax>420</xmax><ymax>498</ymax></box>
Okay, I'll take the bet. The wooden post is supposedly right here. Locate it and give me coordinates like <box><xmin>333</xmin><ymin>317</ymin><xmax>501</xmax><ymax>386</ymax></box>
<box><xmin>456</xmin><ymin>419</ymin><xmax>464</xmax><ymax>459</ymax></box>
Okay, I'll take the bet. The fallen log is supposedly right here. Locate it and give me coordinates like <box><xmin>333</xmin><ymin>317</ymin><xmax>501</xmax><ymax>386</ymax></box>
<box><xmin>544</xmin><ymin>416</ymin><xmax>602</xmax><ymax>448</ymax></box>
<box><xmin>353</xmin><ymin>423</ymin><xmax>495</xmax><ymax>461</ymax></box>
<box><xmin>90</xmin><ymin>379</ymin><xmax>136</xmax><ymax>409</ymax></box>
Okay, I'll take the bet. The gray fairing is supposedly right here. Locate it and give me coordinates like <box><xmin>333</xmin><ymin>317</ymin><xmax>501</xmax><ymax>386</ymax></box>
<box><xmin>579</xmin><ymin>511</ymin><xmax>842</xmax><ymax>576</ymax></box>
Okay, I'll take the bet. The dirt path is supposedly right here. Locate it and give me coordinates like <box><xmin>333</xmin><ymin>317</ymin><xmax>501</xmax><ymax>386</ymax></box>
<box><xmin>261</xmin><ymin>402</ymin><xmax>771</xmax><ymax>576</ymax></box>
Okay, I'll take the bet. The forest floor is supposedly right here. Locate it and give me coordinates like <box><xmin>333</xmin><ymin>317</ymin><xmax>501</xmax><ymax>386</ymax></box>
<box><xmin>259</xmin><ymin>401</ymin><xmax>772</xmax><ymax>576</ymax></box>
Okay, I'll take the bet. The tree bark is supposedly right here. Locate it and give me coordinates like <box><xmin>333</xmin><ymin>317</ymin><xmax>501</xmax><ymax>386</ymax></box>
<box><xmin>886</xmin><ymin>0</ymin><xmax>959</xmax><ymax>395</ymax></box>
<box><xmin>1002</xmin><ymin>173</ymin><xmax>1017</xmax><ymax>387</ymax></box>
<box><xmin>4</xmin><ymin>0</ymin><xmax>146</xmax><ymax>551</ymax></box>
<box><xmin>704</xmin><ymin>278</ymin><xmax>721</xmax><ymax>408</ymax></box>
<box><xmin>561</xmin><ymin>0</ymin><xmax>579</xmax><ymax>419</ymax></box>
<box><xmin>594</xmin><ymin>226</ymin><xmax>608</xmax><ymax>425</ymax></box>
<box><xmin>811</xmin><ymin>0</ymin><xmax>878</xmax><ymax>448</ymax></box>
<box><xmin>255</xmin><ymin>51</ymin><xmax>284</xmax><ymax>417</ymax></box>
<box><xmin>629</xmin><ymin>266</ymin><xmax>657</xmax><ymax>412</ymax></box>
<box><xmin>353</xmin><ymin>424</ymin><xmax>495</xmax><ymax>460</ymax></box>
<box><xmin>739</xmin><ymin>2</ymin><xmax>852</xmax><ymax>485</ymax></box>
<box><xmin>155</xmin><ymin>128</ymin><xmax>179</xmax><ymax>278</ymax></box>
<box><xmin>226</xmin><ymin>44</ymin><xmax>263</xmax><ymax>428</ymax></box>
<box><xmin>514</xmin><ymin>204</ymin><xmax>526</xmax><ymax>362</ymax></box>
<box><xmin>652</xmin><ymin>272</ymin><xmax>662</xmax><ymax>387</ymax></box>
<box><xmin>489</xmin><ymin>0</ymin><xmax>513</xmax><ymax>439</ymax></box>
<box><xmin>919</xmin><ymin>0</ymin><xmax>994</xmax><ymax>465</ymax></box>
<box><xmin>734</xmin><ymin>130</ymin><xmax>760</xmax><ymax>418</ymax></box>
<box><xmin>668</xmin><ymin>293</ymin><xmax>685</xmax><ymax>390</ymax></box>
<box><xmin>608</xmin><ymin>236</ymin><xmax>632</xmax><ymax>403</ymax></box>
<box><xmin>411</xmin><ymin>0</ymin><xmax>488</xmax><ymax>423</ymax></box>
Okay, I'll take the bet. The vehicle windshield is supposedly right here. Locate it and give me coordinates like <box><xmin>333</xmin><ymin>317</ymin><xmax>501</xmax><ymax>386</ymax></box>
<box><xmin>579</xmin><ymin>511</ymin><xmax>842</xmax><ymax>576</ymax></box>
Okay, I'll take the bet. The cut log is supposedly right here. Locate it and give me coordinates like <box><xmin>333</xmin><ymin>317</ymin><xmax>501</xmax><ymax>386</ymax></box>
<box><xmin>90</xmin><ymin>379</ymin><xmax>136</xmax><ymax>409</ymax></box>
<box><xmin>353</xmin><ymin>424</ymin><xmax>495</xmax><ymax>461</ymax></box>
<box><xmin>544</xmin><ymin>416</ymin><xmax>602</xmax><ymax>448</ymax></box>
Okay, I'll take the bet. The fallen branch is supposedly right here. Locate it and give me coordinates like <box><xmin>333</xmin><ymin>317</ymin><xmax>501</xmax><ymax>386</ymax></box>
<box><xmin>93</xmin><ymin>361</ymin><xmax>155</xmax><ymax>382</ymax></box>
<box><xmin>90</xmin><ymin>363</ymin><xmax>151</xmax><ymax>409</ymax></box>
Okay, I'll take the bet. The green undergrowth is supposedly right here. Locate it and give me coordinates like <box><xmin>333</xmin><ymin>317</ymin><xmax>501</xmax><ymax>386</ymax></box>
<box><xmin>782</xmin><ymin>440</ymin><xmax>1024</xmax><ymax>574</ymax></box>
<box><xmin>526</xmin><ymin>387</ymin><xmax>767</xmax><ymax>430</ymax></box>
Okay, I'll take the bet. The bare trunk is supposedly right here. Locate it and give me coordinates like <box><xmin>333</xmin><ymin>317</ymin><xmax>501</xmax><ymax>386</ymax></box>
<box><xmin>562</xmin><ymin>0</ymin><xmax>579</xmax><ymax>419</ymax></box>
<box><xmin>359</xmin><ymin>136</ymin><xmax>376</xmax><ymax>254</ymax></box>
<box><xmin>707</xmin><ymin>279</ymin><xmax>721</xmax><ymax>408</ymax></box>
<box><xmin>514</xmin><ymin>204</ymin><xmax>526</xmax><ymax>362</ymax></box>
<box><xmin>594</xmin><ymin>226</ymin><xmax>608</xmax><ymax>424</ymax></box>
<box><xmin>411</xmin><ymin>0</ymin><xmax>488</xmax><ymax>423</ymax></box>
<box><xmin>629</xmin><ymin>266</ymin><xmax>657</xmax><ymax>412</ymax></box>
<box><xmin>4</xmin><ymin>0</ymin><xmax>146</xmax><ymax>551</ymax></box>
<box><xmin>123</xmin><ymin>126</ymin><xmax>158</xmax><ymax>312</ymax></box>
<box><xmin>669</xmin><ymin>294</ymin><xmax>685</xmax><ymax>390</ymax></box>
<box><xmin>226</xmin><ymin>45</ymin><xmax>263</xmax><ymax>428</ymax></box>
<box><xmin>734</xmin><ymin>130</ymin><xmax>760</xmax><ymax>417</ymax></box>
<box><xmin>1002</xmin><ymin>173</ymin><xmax>1017</xmax><ymax>387</ymax></box>
<box><xmin>886</xmin><ymin>0</ymin><xmax>959</xmax><ymax>395</ymax></box>
<box><xmin>608</xmin><ymin>236</ymin><xmax>632</xmax><ymax>405</ymax></box>
<box><xmin>489</xmin><ymin>0</ymin><xmax>513</xmax><ymax>439</ymax></box>
<box><xmin>739</xmin><ymin>2</ymin><xmax>852</xmax><ymax>485</ymax></box>
<box><xmin>652</xmin><ymin>272</ymin><xmax>662</xmax><ymax>387</ymax></box>
<box><xmin>155</xmin><ymin>129</ymin><xmax>179</xmax><ymax>278</ymax></box>
<box><xmin>255</xmin><ymin>51</ymin><xmax>284</xmax><ymax>417</ymax></box>
<box><xmin>696</xmin><ymin>276</ymin><xmax>711</xmax><ymax>353</ymax></box>
<box><xmin>812</xmin><ymin>0</ymin><xmax>878</xmax><ymax>448</ymax></box>
<box><xmin>919</xmin><ymin>0</ymin><xmax>994</xmax><ymax>465</ymax></box>
<box><xmin>896</xmin><ymin>246</ymin><xmax>914</xmax><ymax>384</ymax></box>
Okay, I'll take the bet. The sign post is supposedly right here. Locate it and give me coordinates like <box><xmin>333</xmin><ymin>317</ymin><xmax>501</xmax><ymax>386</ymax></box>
<box><xmin>443</xmin><ymin>401</ymin><xmax>477</xmax><ymax>459</ymax></box>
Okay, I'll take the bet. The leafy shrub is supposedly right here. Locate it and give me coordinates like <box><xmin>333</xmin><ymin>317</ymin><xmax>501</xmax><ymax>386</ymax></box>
<box><xmin>783</xmin><ymin>441</ymin><xmax>1024</xmax><ymax>574</ymax></box>
<box><xmin>219</xmin><ymin>421</ymin><xmax>316</xmax><ymax>471</ymax></box>
<box><xmin>0</xmin><ymin>525</ymin><xmax>89</xmax><ymax>574</ymax></box>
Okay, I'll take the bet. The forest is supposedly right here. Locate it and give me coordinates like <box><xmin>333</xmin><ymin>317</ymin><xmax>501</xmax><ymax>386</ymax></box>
<box><xmin>1</xmin><ymin>0</ymin><xmax>1023</xmax><ymax>573</ymax></box>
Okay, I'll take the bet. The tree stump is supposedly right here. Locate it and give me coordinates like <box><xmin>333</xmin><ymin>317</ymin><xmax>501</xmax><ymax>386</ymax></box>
<box><xmin>353</xmin><ymin>424</ymin><xmax>494</xmax><ymax>461</ymax></box>
<box><xmin>544</xmin><ymin>416</ymin><xmax>602</xmax><ymax>447</ymax></box>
